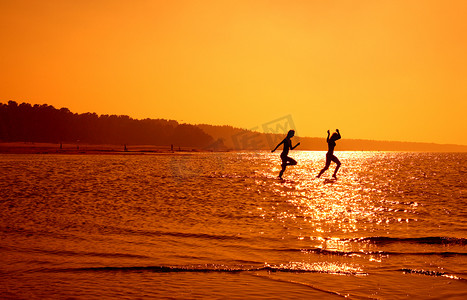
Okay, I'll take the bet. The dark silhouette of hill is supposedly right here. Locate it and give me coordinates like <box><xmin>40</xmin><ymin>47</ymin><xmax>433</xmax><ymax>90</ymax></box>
<box><xmin>0</xmin><ymin>101</ymin><xmax>212</xmax><ymax>148</ymax></box>
<box><xmin>198</xmin><ymin>124</ymin><xmax>467</xmax><ymax>152</ymax></box>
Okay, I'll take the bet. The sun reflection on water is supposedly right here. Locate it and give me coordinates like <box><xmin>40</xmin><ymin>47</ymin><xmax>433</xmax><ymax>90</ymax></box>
<box><xmin>251</xmin><ymin>151</ymin><xmax>423</xmax><ymax>239</ymax></box>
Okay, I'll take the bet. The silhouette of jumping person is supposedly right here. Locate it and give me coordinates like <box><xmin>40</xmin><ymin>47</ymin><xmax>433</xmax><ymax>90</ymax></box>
<box><xmin>272</xmin><ymin>130</ymin><xmax>300</xmax><ymax>179</ymax></box>
<box><xmin>317</xmin><ymin>129</ymin><xmax>341</xmax><ymax>179</ymax></box>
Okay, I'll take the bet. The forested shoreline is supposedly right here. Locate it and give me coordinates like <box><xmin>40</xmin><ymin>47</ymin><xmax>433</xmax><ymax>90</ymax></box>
<box><xmin>0</xmin><ymin>101</ymin><xmax>213</xmax><ymax>147</ymax></box>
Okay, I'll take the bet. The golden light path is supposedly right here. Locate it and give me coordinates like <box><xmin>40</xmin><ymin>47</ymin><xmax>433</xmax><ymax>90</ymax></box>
<box><xmin>248</xmin><ymin>151</ymin><xmax>422</xmax><ymax>273</ymax></box>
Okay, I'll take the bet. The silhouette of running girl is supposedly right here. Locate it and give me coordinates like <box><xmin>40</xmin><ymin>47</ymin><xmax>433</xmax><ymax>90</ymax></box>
<box><xmin>272</xmin><ymin>130</ymin><xmax>300</xmax><ymax>179</ymax></box>
<box><xmin>317</xmin><ymin>129</ymin><xmax>341</xmax><ymax>179</ymax></box>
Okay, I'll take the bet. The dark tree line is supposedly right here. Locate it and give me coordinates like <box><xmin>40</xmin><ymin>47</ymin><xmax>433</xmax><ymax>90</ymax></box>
<box><xmin>0</xmin><ymin>101</ymin><xmax>213</xmax><ymax>147</ymax></box>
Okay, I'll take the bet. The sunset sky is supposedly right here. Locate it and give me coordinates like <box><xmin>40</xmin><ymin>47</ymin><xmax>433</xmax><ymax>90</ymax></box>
<box><xmin>1</xmin><ymin>0</ymin><xmax>466</xmax><ymax>145</ymax></box>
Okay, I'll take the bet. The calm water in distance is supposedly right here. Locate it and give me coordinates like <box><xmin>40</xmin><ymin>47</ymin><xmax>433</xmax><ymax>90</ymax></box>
<box><xmin>0</xmin><ymin>152</ymin><xmax>466</xmax><ymax>299</ymax></box>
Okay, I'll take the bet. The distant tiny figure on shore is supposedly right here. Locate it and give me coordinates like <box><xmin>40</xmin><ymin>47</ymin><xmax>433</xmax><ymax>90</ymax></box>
<box><xmin>317</xmin><ymin>129</ymin><xmax>341</xmax><ymax>179</ymax></box>
<box><xmin>272</xmin><ymin>130</ymin><xmax>300</xmax><ymax>179</ymax></box>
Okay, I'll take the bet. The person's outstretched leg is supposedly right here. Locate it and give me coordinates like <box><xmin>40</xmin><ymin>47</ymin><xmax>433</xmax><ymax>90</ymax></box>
<box><xmin>279</xmin><ymin>155</ymin><xmax>287</xmax><ymax>179</ymax></box>
<box><xmin>287</xmin><ymin>157</ymin><xmax>297</xmax><ymax>166</ymax></box>
<box><xmin>279</xmin><ymin>157</ymin><xmax>296</xmax><ymax>179</ymax></box>
<box><xmin>317</xmin><ymin>167</ymin><xmax>327</xmax><ymax>178</ymax></box>
<box><xmin>317</xmin><ymin>157</ymin><xmax>331</xmax><ymax>178</ymax></box>
<box><xmin>332</xmin><ymin>156</ymin><xmax>341</xmax><ymax>178</ymax></box>
<box><xmin>279</xmin><ymin>164</ymin><xmax>286</xmax><ymax>179</ymax></box>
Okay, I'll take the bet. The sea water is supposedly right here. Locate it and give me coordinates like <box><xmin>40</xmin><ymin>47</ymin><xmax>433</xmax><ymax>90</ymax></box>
<box><xmin>0</xmin><ymin>152</ymin><xmax>466</xmax><ymax>299</ymax></box>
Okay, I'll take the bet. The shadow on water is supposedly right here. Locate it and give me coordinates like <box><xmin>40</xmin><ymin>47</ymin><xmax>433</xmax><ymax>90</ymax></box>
<box><xmin>323</xmin><ymin>178</ymin><xmax>338</xmax><ymax>184</ymax></box>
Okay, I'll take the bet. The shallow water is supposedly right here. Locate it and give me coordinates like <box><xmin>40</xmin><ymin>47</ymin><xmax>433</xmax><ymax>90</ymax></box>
<box><xmin>0</xmin><ymin>152</ymin><xmax>466</xmax><ymax>299</ymax></box>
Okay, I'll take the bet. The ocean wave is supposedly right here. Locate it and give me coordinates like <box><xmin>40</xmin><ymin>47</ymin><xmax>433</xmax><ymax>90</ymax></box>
<box><xmin>400</xmin><ymin>268</ymin><xmax>467</xmax><ymax>281</ymax></box>
<box><xmin>350</xmin><ymin>236</ymin><xmax>467</xmax><ymax>246</ymax></box>
<box><xmin>85</xmin><ymin>225</ymin><xmax>247</xmax><ymax>241</ymax></box>
<box><xmin>283</xmin><ymin>247</ymin><xmax>467</xmax><ymax>257</ymax></box>
<box><xmin>46</xmin><ymin>264</ymin><xmax>366</xmax><ymax>276</ymax></box>
<box><xmin>0</xmin><ymin>245</ymin><xmax>150</xmax><ymax>259</ymax></box>
<box><xmin>149</xmin><ymin>230</ymin><xmax>245</xmax><ymax>241</ymax></box>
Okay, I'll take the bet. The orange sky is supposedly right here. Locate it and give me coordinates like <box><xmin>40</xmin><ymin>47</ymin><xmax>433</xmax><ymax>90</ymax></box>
<box><xmin>1</xmin><ymin>0</ymin><xmax>466</xmax><ymax>145</ymax></box>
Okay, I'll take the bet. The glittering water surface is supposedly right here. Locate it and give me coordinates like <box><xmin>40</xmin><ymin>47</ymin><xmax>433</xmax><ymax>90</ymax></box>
<box><xmin>0</xmin><ymin>152</ymin><xmax>466</xmax><ymax>299</ymax></box>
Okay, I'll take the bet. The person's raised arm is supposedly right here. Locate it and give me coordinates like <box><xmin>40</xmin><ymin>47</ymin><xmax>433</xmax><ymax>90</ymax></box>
<box><xmin>271</xmin><ymin>139</ymin><xmax>284</xmax><ymax>152</ymax></box>
<box><xmin>292</xmin><ymin>142</ymin><xmax>301</xmax><ymax>150</ymax></box>
<box><xmin>326</xmin><ymin>130</ymin><xmax>330</xmax><ymax>143</ymax></box>
<box><xmin>335</xmin><ymin>129</ymin><xmax>341</xmax><ymax>140</ymax></box>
